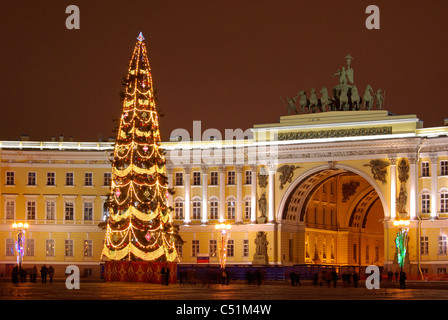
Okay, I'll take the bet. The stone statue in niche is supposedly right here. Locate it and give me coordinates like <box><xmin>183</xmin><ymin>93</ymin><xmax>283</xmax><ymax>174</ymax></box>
<box><xmin>253</xmin><ymin>231</ymin><xmax>269</xmax><ymax>265</ymax></box>
<box><xmin>257</xmin><ymin>193</ymin><xmax>267</xmax><ymax>224</ymax></box>
<box><xmin>396</xmin><ymin>184</ymin><xmax>408</xmax><ymax>214</ymax></box>
<box><xmin>257</xmin><ymin>171</ymin><xmax>268</xmax><ymax>188</ymax></box>
<box><xmin>397</xmin><ymin>159</ymin><xmax>409</xmax><ymax>183</ymax></box>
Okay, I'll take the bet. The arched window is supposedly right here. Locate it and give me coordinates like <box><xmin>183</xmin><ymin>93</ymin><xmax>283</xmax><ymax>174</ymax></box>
<box><xmin>191</xmin><ymin>196</ymin><xmax>201</xmax><ymax>220</ymax></box>
<box><xmin>174</xmin><ymin>197</ymin><xmax>184</xmax><ymax>220</ymax></box>
<box><xmin>440</xmin><ymin>188</ymin><xmax>448</xmax><ymax>213</ymax></box>
<box><xmin>420</xmin><ymin>189</ymin><xmax>431</xmax><ymax>214</ymax></box>
<box><xmin>227</xmin><ymin>196</ymin><xmax>236</xmax><ymax>219</ymax></box>
<box><xmin>209</xmin><ymin>196</ymin><xmax>219</xmax><ymax>220</ymax></box>
<box><xmin>243</xmin><ymin>196</ymin><xmax>251</xmax><ymax>220</ymax></box>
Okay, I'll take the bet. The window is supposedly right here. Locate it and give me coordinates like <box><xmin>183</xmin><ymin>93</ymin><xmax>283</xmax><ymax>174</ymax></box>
<box><xmin>227</xmin><ymin>171</ymin><xmax>235</xmax><ymax>185</ymax></box>
<box><xmin>421</xmin><ymin>162</ymin><xmax>430</xmax><ymax>177</ymax></box>
<box><xmin>5</xmin><ymin>200</ymin><xmax>15</xmax><ymax>219</ymax></box>
<box><xmin>243</xmin><ymin>239</ymin><xmax>249</xmax><ymax>257</ymax></box>
<box><xmin>65</xmin><ymin>202</ymin><xmax>74</xmax><ymax>220</ymax></box>
<box><xmin>441</xmin><ymin>161</ymin><xmax>448</xmax><ymax>176</ymax></box>
<box><xmin>46</xmin><ymin>239</ymin><xmax>55</xmax><ymax>256</ymax></box>
<box><xmin>85</xmin><ymin>172</ymin><xmax>93</xmax><ymax>186</ymax></box>
<box><xmin>192</xmin><ymin>198</ymin><xmax>201</xmax><ymax>220</ymax></box>
<box><xmin>103</xmin><ymin>172</ymin><xmax>111</xmax><ymax>186</ymax></box>
<box><xmin>26</xmin><ymin>239</ymin><xmax>35</xmax><ymax>257</ymax></box>
<box><xmin>439</xmin><ymin>236</ymin><xmax>447</xmax><ymax>255</ymax></box>
<box><xmin>174</xmin><ymin>200</ymin><xmax>184</xmax><ymax>220</ymax></box>
<box><xmin>6</xmin><ymin>239</ymin><xmax>15</xmax><ymax>256</ymax></box>
<box><xmin>209</xmin><ymin>200</ymin><xmax>218</xmax><ymax>220</ymax></box>
<box><xmin>441</xmin><ymin>190</ymin><xmax>448</xmax><ymax>213</ymax></box>
<box><xmin>437</xmin><ymin>268</ymin><xmax>447</xmax><ymax>275</ymax></box>
<box><xmin>193</xmin><ymin>171</ymin><xmax>201</xmax><ymax>186</ymax></box>
<box><xmin>6</xmin><ymin>171</ymin><xmax>15</xmax><ymax>185</ymax></box>
<box><xmin>421</xmin><ymin>192</ymin><xmax>430</xmax><ymax>214</ymax></box>
<box><xmin>421</xmin><ymin>236</ymin><xmax>429</xmax><ymax>255</ymax></box>
<box><xmin>46</xmin><ymin>201</ymin><xmax>56</xmax><ymax>220</ymax></box>
<box><xmin>84</xmin><ymin>202</ymin><xmax>93</xmax><ymax>220</ymax></box>
<box><xmin>244</xmin><ymin>199</ymin><xmax>251</xmax><ymax>220</ymax></box>
<box><xmin>65</xmin><ymin>239</ymin><xmax>74</xmax><ymax>257</ymax></box>
<box><xmin>210</xmin><ymin>171</ymin><xmax>218</xmax><ymax>185</ymax></box>
<box><xmin>353</xmin><ymin>244</ymin><xmax>357</xmax><ymax>263</ymax></box>
<box><xmin>244</xmin><ymin>170</ymin><xmax>252</xmax><ymax>185</ymax></box>
<box><xmin>365</xmin><ymin>242</ymin><xmax>369</xmax><ymax>263</ymax></box>
<box><xmin>47</xmin><ymin>172</ymin><xmax>55</xmax><ymax>186</ymax></box>
<box><xmin>227</xmin><ymin>199</ymin><xmax>235</xmax><ymax>219</ymax></box>
<box><xmin>175</xmin><ymin>242</ymin><xmax>183</xmax><ymax>258</ymax></box>
<box><xmin>227</xmin><ymin>239</ymin><xmax>234</xmax><ymax>257</ymax></box>
<box><xmin>209</xmin><ymin>240</ymin><xmax>217</xmax><ymax>257</ymax></box>
<box><xmin>66</xmin><ymin>172</ymin><xmax>74</xmax><ymax>186</ymax></box>
<box><xmin>27</xmin><ymin>201</ymin><xmax>36</xmax><ymax>220</ymax></box>
<box><xmin>192</xmin><ymin>240</ymin><xmax>199</xmax><ymax>257</ymax></box>
<box><xmin>84</xmin><ymin>240</ymin><xmax>93</xmax><ymax>257</ymax></box>
<box><xmin>175</xmin><ymin>172</ymin><xmax>183</xmax><ymax>186</ymax></box>
<box><xmin>27</xmin><ymin>172</ymin><xmax>36</xmax><ymax>186</ymax></box>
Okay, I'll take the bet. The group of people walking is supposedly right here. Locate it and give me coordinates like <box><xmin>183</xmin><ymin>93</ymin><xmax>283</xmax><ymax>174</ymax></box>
<box><xmin>12</xmin><ymin>265</ymin><xmax>54</xmax><ymax>284</ymax></box>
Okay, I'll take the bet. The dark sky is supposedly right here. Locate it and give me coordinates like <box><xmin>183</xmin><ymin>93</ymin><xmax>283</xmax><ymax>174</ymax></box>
<box><xmin>1</xmin><ymin>1</ymin><xmax>447</xmax><ymax>142</ymax></box>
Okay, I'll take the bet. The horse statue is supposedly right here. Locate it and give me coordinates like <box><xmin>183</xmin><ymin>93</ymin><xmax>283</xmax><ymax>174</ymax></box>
<box><xmin>285</xmin><ymin>96</ymin><xmax>298</xmax><ymax>114</ymax></box>
<box><xmin>308</xmin><ymin>88</ymin><xmax>319</xmax><ymax>113</ymax></box>
<box><xmin>350</xmin><ymin>85</ymin><xmax>362</xmax><ymax>110</ymax></box>
<box><xmin>297</xmin><ymin>90</ymin><xmax>309</xmax><ymax>114</ymax></box>
<box><xmin>319</xmin><ymin>87</ymin><xmax>331</xmax><ymax>112</ymax></box>
<box><xmin>363</xmin><ymin>85</ymin><xmax>374</xmax><ymax>110</ymax></box>
<box><xmin>339</xmin><ymin>86</ymin><xmax>349</xmax><ymax>111</ymax></box>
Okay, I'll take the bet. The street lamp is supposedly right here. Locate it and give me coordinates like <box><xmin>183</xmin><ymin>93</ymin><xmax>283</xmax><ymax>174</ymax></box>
<box><xmin>215</xmin><ymin>223</ymin><xmax>231</xmax><ymax>269</ymax></box>
<box><xmin>393</xmin><ymin>219</ymin><xmax>409</xmax><ymax>272</ymax></box>
<box><xmin>12</xmin><ymin>222</ymin><xmax>29</xmax><ymax>268</ymax></box>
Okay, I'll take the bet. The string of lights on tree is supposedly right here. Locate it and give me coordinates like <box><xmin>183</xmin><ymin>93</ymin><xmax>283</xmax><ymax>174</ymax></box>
<box><xmin>101</xmin><ymin>32</ymin><xmax>177</xmax><ymax>262</ymax></box>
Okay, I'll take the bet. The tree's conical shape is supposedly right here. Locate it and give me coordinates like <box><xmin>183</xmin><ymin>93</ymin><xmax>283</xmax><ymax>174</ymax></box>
<box><xmin>102</xmin><ymin>33</ymin><xmax>177</xmax><ymax>262</ymax></box>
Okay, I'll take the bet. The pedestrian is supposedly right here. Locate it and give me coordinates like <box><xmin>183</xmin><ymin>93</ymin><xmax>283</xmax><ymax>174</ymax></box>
<box><xmin>48</xmin><ymin>266</ymin><xmax>54</xmax><ymax>283</ymax></box>
<box><xmin>40</xmin><ymin>265</ymin><xmax>48</xmax><ymax>284</ymax></box>
<box><xmin>399</xmin><ymin>270</ymin><xmax>407</xmax><ymax>289</ymax></box>
<box><xmin>32</xmin><ymin>265</ymin><xmax>38</xmax><ymax>283</ymax></box>
<box><xmin>295</xmin><ymin>271</ymin><xmax>301</xmax><ymax>287</ymax></box>
<box><xmin>289</xmin><ymin>271</ymin><xmax>296</xmax><ymax>286</ymax></box>
<box><xmin>352</xmin><ymin>271</ymin><xmax>359</xmax><ymax>288</ymax></box>
<box><xmin>332</xmin><ymin>269</ymin><xmax>338</xmax><ymax>288</ymax></box>
<box><xmin>395</xmin><ymin>270</ymin><xmax>399</xmax><ymax>282</ymax></box>
<box><xmin>12</xmin><ymin>265</ymin><xmax>19</xmax><ymax>284</ymax></box>
<box><xmin>165</xmin><ymin>266</ymin><xmax>170</xmax><ymax>286</ymax></box>
<box><xmin>326</xmin><ymin>270</ymin><xmax>332</xmax><ymax>288</ymax></box>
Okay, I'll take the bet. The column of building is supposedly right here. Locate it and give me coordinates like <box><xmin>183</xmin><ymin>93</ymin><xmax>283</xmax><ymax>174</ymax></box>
<box><xmin>389</xmin><ymin>156</ymin><xmax>397</xmax><ymax>220</ymax></box>
<box><xmin>250</xmin><ymin>165</ymin><xmax>257</xmax><ymax>223</ymax></box>
<box><xmin>201</xmin><ymin>166</ymin><xmax>208</xmax><ymax>224</ymax></box>
<box><xmin>408</xmin><ymin>155</ymin><xmax>417</xmax><ymax>220</ymax></box>
<box><xmin>236</xmin><ymin>165</ymin><xmax>243</xmax><ymax>224</ymax></box>
<box><xmin>219</xmin><ymin>165</ymin><xmax>226</xmax><ymax>222</ymax></box>
<box><xmin>430</xmin><ymin>155</ymin><xmax>438</xmax><ymax>219</ymax></box>
<box><xmin>184</xmin><ymin>167</ymin><xmax>191</xmax><ymax>224</ymax></box>
<box><xmin>167</xmin><ymin>167</ymin><xmax>174</xmax><ymax>221</ymax></box>
<box><xmin>268</xmin><ymin>164</ymin><xmax>276</xmax><ymax>223</ymax></box>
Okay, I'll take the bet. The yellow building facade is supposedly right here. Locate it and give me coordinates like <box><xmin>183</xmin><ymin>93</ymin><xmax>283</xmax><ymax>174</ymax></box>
<box><xmin>1</xmin><ymin>110</ymin><xmax>448</xmax><ymax>280</ymax></box>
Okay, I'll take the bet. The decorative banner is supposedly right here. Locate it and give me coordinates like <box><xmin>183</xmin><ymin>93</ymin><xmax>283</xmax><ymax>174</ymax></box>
<box><xmin>104</xmin><ymin>261</ymin><xmax>177</xmax><ymax>284</ymax></box>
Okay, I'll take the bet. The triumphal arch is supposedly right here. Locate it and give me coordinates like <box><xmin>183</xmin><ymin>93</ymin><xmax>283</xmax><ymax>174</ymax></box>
<box><xmin>166</xmin><ymin>56</ymin><xmax>448</xmax><ymax>280</ymax></box>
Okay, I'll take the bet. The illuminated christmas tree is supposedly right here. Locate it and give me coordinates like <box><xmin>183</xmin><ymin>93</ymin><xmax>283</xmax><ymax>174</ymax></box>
<box><xmin>102</xmin><ymin>32</ymin><xmax>177</xmax><ymax>262</ymax></box>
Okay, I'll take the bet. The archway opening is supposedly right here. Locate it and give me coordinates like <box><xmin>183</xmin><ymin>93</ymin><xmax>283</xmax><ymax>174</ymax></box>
<box><xmin>282</xmin><ymin>168</ymin><xmax>384</xmax><ymax>268</ymax></box>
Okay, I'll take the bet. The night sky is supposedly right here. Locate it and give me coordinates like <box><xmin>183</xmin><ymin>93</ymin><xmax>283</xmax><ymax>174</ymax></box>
<box><xmin>1</xmin><ymin>1</ymin><xmax>447</xmax><ymax>142</ymax></box>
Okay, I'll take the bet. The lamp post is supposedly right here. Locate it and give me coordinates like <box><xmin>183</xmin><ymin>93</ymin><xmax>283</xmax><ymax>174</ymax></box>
<box><xmin>215</xmin><ymin>223</ymin><xmax>231</xmax><ymax>269</ymax></box>
<box><xmin>12</xmin><ymin>222</ymin><xmax>29</xmax><ymax>269</ymax></box>
<box><xmin>393</xmin><ymin>219</ymin><xmax>409</xmax><ymax>272</ymax></box>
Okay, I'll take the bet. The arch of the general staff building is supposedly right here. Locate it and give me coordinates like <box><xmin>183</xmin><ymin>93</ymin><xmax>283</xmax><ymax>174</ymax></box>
<box><xmin>166</xmin><ymin>109</ymin><xmax>448</xmax><ymax>280</ymax></box>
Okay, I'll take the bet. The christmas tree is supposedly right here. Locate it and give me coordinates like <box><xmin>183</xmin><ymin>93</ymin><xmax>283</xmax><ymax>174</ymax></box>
<box><xmin>101</xmin><ymin>32</ymin><xmax>177</xmax><ymax>262</ymax></box>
